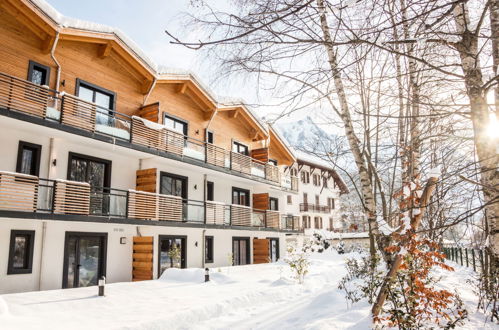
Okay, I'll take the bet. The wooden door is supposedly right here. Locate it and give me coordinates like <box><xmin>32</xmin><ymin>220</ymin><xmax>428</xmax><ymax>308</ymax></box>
<box><xmin>253</xmin><ymin>238</ymin><xmax>270</xmax><ymax>264</ymax></box>
<box><xmin>132</xmin><ymin>236</ymin><xmax>153</xmax><ymax>281</ymax></box>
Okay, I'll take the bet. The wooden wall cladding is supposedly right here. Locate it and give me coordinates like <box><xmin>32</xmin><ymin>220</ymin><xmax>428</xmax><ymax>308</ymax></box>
<box><xmin>250</xmin><ymin>148</ymin><xmax>269</xmax><ymax>163</ymax></box>
<box><xmin>132</xmin><ymin>236</ymin><xmax>154</xmax><ymax>281</ymax></box>
<box><xmin>137</xmin><ymin>102</ymin><xmax>159</xmax><ymax>123</ymax></box>
<box><xmin>253</xmin><ymin>238</ymin><xmax>270</xmax><ymax>264</ymax></box>
<box><xmin>253</xmin><ymin>193</ymin><xmax>269</xmax><ymax>210</ymax></box>
<box><xmin>136</xmin><ymin>168</ymin><xmax>157</xmax><ymax>193</ymax></box>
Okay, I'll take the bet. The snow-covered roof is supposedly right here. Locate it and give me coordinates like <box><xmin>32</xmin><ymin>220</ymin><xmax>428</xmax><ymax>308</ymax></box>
<box><xmin>27</xmin><ymin>0</ymin><xmax>270</xmax><ymax>136</ymax></box>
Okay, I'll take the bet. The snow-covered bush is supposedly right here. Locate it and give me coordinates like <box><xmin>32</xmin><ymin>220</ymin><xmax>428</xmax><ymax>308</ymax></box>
<box><xmin>338</xmin><ymin>253</ymin><xmax>384</xmax><ymax>305</ymax></box>
<box><xmin>335</xmin><ymin>240</ymin><xmax>345</xmax><ymax>254</ymax></box>
<box><xmin>311</xmin><ymin>232</ymin><xmax>330</xmax><ymax>252</ymax></box>
<box><xmin>167</xmin><ymin>245</ymin><xmax>181</xmax><ymax>268</ymax></box>
<box><xmin>284</xmin><ymin>243</ymin><xmax>311</xmax><ymax>284</ymax></box>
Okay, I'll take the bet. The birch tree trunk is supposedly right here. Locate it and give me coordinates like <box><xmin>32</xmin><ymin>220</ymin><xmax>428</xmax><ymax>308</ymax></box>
<box><xmin>316</xmin><ymin>0</ymin><xmax>386</xmax><ymax>259</ymax></box>
<box><xmin>453</xmin><ymin>3</ymin><xmax>499</xmax><ymax>263</ymax></box>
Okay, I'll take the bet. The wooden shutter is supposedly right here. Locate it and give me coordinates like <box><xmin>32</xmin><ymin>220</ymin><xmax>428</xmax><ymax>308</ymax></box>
<box><xmin>250</xmin><ymin>148</ymin><xmax>269</xmax><ymax>163</ymax></box>
<box><xmin>132</xmin><ymin>236</ymin><xmax>153</xmax><ymax>281</ymax></box>
<box><xmin>253</xmin><ymin>238</ymin><xmax>270</xmax><ymax>264</ymax></box>
<box><xmin>137</xmin><ymin>102</ymin><xmax>160</xmax><ymax>123</ymax></box>
<box><xmin>253</xmin><ymin>193</ymin><xmax>269</xmax><ymax>210</ymax></box>
<box><xmin>136</xmin><ymin>168</ymin><xmax>157</xmax><ymax>193</ymax></box>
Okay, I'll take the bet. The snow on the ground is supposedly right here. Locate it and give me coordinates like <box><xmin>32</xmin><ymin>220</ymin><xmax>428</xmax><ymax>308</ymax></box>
<box><xmin>0</xmin><ymin>250</ymin><xmax>494</xmax><ymax>330</ymax></box>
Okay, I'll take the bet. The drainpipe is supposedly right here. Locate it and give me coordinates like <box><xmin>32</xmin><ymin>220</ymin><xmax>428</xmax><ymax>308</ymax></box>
<box><xmin>46</xmin><ymin>138</ymin><xmax>54</xmax><ymax>179</ymax></box>
<box><xmin>38</xmin><ymin>221</ymin><xmax>47</xmax><ymax>291</ymax></box>
<box><xmin>205</xmin><ymin>109</ymin><xmax>218</xmax><ymax>136</ymax></box>
<box><xmin>142</xmin><ymin>77</ymin><xmax>157</xmax><ymax>106</ymax></box>
<box><xmin>50</xmin><ymin>32</ymin><xmax>61</xmax><ymax>92</ymax></box>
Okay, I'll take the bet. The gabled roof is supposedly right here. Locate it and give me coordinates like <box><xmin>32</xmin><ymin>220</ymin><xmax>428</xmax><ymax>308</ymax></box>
<box><xmin>268</xmin><ymin>126</ymin><xmax>296</xmax><ymax>165</ymax></box>
<box><xmin>13</xmin><ymin>0</ymin><xmax>272</xmax><ymax>139</ymax></box>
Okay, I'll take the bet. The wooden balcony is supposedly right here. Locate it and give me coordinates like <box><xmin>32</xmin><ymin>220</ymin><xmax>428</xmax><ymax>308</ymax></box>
<box><xmin>0</xmin><ymin>72</ymin><xmax>294</xmax><ymax>189</ymax></box>
<box><xmin>0</xmin><ymin>171</ymin><xmax>300</xmax><ymax>231</ymax></box>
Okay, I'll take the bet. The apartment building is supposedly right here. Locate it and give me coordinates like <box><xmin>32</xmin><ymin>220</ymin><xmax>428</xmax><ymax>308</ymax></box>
<box><xmin>0</xmin><ymin>0</ymin><xmax>302</xmax><ymax>293</ymax></box>
<box><xmin>284</xmin><ymin>152</ymin><xmax>349</xmax><ymax>237</ymax></box>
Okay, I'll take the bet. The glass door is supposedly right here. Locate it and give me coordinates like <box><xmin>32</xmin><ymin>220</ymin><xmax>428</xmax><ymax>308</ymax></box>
<box><xmin>232</xmin><ymin>237</ymin><xmax>250</xmax><ymax>265</ymax></box>
<box><xmin>269</xmin><ymin>238</ymin><xmax>279</xmax><ymax>262</ymax></box>
<box><xmin>158</xmin><ymin>236</ymin><xmax>186</xmax><ymax>276</ymax></box>
<box><xmin>68</xmin><ymin>153</ymin><xmax>111</xmax><ymax>215</ymax></box>
<box><xmin>160</xmin><ymin>172</ymin><xmax>188</xmax><ymax>220</ymax></box>
<box><xmin>64</xmin><ymin>233</ymin><xmax>107</xmax><ymax>289</ymax></box>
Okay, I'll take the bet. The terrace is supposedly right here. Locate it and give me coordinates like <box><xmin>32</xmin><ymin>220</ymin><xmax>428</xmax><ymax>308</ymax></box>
<box><xmin>0</xmin><ymin>72</ymin><xmax>298</xmax><ymax>192</ymax></box>
<box><xmin>299</xmin><ymin>203</ymin><xmax>332</xmax><ymax>214</ymax></box>
<box><xmin>0</xmin><ymin>171</ymin><xmax>301</xmax><ymax>231</ymax></box>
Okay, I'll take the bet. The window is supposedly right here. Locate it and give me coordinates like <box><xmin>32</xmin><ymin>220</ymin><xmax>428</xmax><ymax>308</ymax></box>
<box><xmin>302</xmin><ymin>216</ymin><xmax>310</xmax><ymax>229</ymax></box>
<box><xmin>314</xmin><ymin>216</ymin><xmax>323</xmax><ymax>229</ymax></box>
<box><xmin>68</xmin><ymin>153</ymin><xmax>111</xmax><ymax>188</ymax></box>
<box><xmin>327</xmin><ymin>198</ymin><xmax>335</xmax><ymax>210</ymax></box>
<box><xmin>312</xmin><ymin>174</ymin><xmax>321</xmax><ymax>186</ymax></box>
<box><xmin>205</xmin><ymin>236</ymin><xmax>214</xmax><ymax>263</ymax></box>
<box><xmin>160</xmin><ymin>172</ymin><xmax>188</xmax><ymax>199</ymax></box>
<box><xmin>8</xmin><ymin>230</ymin><xmax>35</xmax><ymax>274</ymax></box>
<box><xmin>287</xmin><ymin>195</ymin><xmax>292</xmax><ymax>204</ymax></box>
<box><xmin>232</xmin><ymin>187</ymin><xmax>250</xmax><ymax>206</ymax></box>
<box><xmin>323</xmin><ymin>176</ymin><xmax>328</xmax><ymax>188</ymax></box>
<box><xmin>16</xmin><ymin>141</ymin><xmax>42</xmax><ymax>176</ymax></box>
<box><xmin>303</xmin><ymin>193</ymin><xmax>308</xmax><ymax>203</ymax></box>
<box><xmin>290</xmin><ymin>168</ymin><xmax>298</xmax><ymax>176</ymax></box>
<box><xmin>269</xmin><ymin>197</ymin><xmax>279</xmax><ymax>211</ymax></box>
<box><xmin>206</xmin><ymin>130</ymin><xmax>214</xmax><ymax>144</ymax></box>
<box><xmin>268</xmin><ymin>159</ymin><xmax>278</xmax><ymax>166</ymax></box>
<box><xmin>300</xmin><ymin>171</ymin><xmax>310</xmax><ymax>184</ymax></box>
<box><xmin>76</xmin><ymin>79</ymin><xmax>115</xmax><ymax>126</ymax></box>
<box><xmin>329</xmin><ymin>217</ymin><xmax>334</xmax><ymax>231</ymax></box>
<box><xmin>164</xmin><ymin>114</ymin><xmax>188</xmax><ymax>136</ymax></box>
<box><xmin>315</xmin><ymin>195</ymin><xmax>320</xmax><ymax>205</ymax></box>
<box><xmin>232</xmin><ymin>141</ymin><xmax>249</xmax><ymax>156</ymax></box>
<box><xmin>28</xmin><ymin>60</ymin><xmax>50</xmax><ymax>86</ymax></box>
<box><xmin>207</xmin><ymin>181</ymin><xmax>214</xmax><ymax>201</ymax></box>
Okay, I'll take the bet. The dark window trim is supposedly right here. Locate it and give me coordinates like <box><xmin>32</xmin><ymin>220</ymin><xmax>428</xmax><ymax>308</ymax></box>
<box><xmin>160</xmin><ymin>171</ymin><xmax>188</xmax><ymax>199</ymax></box>
<box><xmin>287</xmin><ymin>195</ymin><xmax>292</xmax><ymax>205</ymax></box>
<box><xmin>16</xmin><ymin>141</ymin><xmax>42</xmax><ymax>176</ymax></box>
<box><xmin>232</xmin><ymin>140</ymin><xmax>249</xmax><ymax>156</ymax></box>
<box><xmin>75</xmin><ymin>78</ymin><xmax>117</xmax><ymax>110</ymax></box>
<box><xmin>269</xmin><ymin>197</ymin><xmax>279</xmax><ymax>211</ymax></box>
<box><xmin>268</xmin><ymin>159</ymin><xmax>278</xmax><ymax>166</ymax></box>
<box><xmin>205</xmin><ymin>236</ymin><xmax>214</xmax><ymax>263</ymax></box>
<box><xmin>27</xmin><ymin>60</ymin><xmax>51</xmax><ymax>85</ymax></box>
<box><xmin>267</xmin><ymin>237</ymin><xmax>280</xmax><ymax>261</ymax></box>
<box><xmin>232</xmin><ymin>236</ymin><xmax>251</xmax><ymax>265</ymax></box>
<box><xmin>163</xmin><ymin>112</ymin><xmax>189</xmax><ymax>136</ymax></box>
<box><xmin>232</xmin><ymin>187</ymin><xmax>251</xmax><ymax>206</ymax></box>
<box><xmin>206</xmin><ymin>181</ymin><xmax>214</xmax><ymax>201</ymax></box>
<box><xmin>206</xmin><ymin>129</ymin><xmax>214</xmax><ymax>144</ymax></box>
<box><xmin>62</xmin><ymin>231</ymin><xmax>107</xmax><ymax>288</ymax></box>
<box><xmin>67</xmin><ymin>152</ymin><xmax>112</xmax><ymax>188</ymax></box>
<box><xmin>7</xmin><ymin>230</ymin><xmax>35</xmax><ymax>275</ymax></box>
<box><xmin>158</xmin><ymin>235</ymin><xmax>188</xmax><ymax>277</ymax></box>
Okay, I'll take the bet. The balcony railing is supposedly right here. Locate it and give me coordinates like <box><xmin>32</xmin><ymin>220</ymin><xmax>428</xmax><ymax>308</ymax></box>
<box><xmin>299</xmin><ymin>203</ymin><xmax>331</xmax><ymax>213</ymax></box>
<box><xmin>0</xmin><ymin>171</ymin><xmax>300</xmax><ymax>231</ymax></box>
<box><xmin>0</xmin><ymin>72</ymin><xmax>298</xmax><ymax>191</ymax></box>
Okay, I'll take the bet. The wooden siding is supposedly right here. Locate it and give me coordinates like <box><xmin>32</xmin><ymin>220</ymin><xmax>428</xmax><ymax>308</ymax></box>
<box><xmin>137</xmin><ymin>102</ymin><xmax>159</xmax><ymax>122</ymax></box>
<box><xmin>136</xmin><ymin>168</ymin><xmax>157</xmax><ymax>193</ymax></box>
<box><xmin>132</xmin><ymin>236</ymin><xmax>153</xmax><ymax>281</ymax></box>
<box><xmin>253</xmin><ymin>238</ymin><xmax>270</xmax><ymax>264</ymax></box>
<box><xmin>253</xmin><ymin>193</ymin><xmax>269</xmax><ymax>211</ymax></box>
<box><xmin>250</xmin><ymin>148</ymin><xmax>269</xmax><ymax>163</ymax></box>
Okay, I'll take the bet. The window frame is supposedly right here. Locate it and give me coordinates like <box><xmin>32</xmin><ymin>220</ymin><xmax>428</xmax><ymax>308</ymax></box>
<box><xmin>207</xmin><ymin>181</ymin><xmax>214</xmax><ymax>201</ymax></box>
<box><xmin>206</xmin><ymin>130</ymin><xmax>214</xmax><ymax>144</ymax></box>
<box><xmin>205</xmin><ymin>236</ymin><xmax>214</xmax><ymax>263</ymax></box>
<box><xmin>16</xmin><ymin>141</ymin><xmax>42</xmax><ymax>176</ymax></box>
<box><xmin>232</xmin><ymin>187</ymin><xmax>250</xmax><ymax>206</ymax></box>
<box><xmin>75</xmin><ymin>79</ymin><xmax>116</xmax><ymax>111</ymax></box>
<box><xmin>27</xmin><ymin>60</ymin><xmax>51</xmax><ymax>86</ymax></box>
<box><xmin>7</xmin><ymin>230</ymin><xmax>35</xmax><ymax>275</ymax></box>
<box><xmin>160</xmin><ymin>171</ymin><xmax>188</xmax><ymax>199</ymax></box>
<box><xmin>268</xmin><ymin>159</ymin><xmax>278</xmax><ymax>166</ymax></box>
<box><xmin>269</xmin><ymin>197</ymin><xmax>279</xmax><ymax>211</ymax></box>
<box><xmin>287</xmin><ymin>195</ymin><xmax>292</xmax><ymax>205</ymax></box>
<box><xmin>67</xmin><ymin>152</ymin><xmax>112</xmax><ymax>188</ymax></box>
<box><xmin>232</xmin><ymin>140</ymin><xmax>249</xmax><ymax>156</ymax></box>
<box><xmin>163</xmin><ymin>113</ymin><xmax>189</xmax><ymax>136</ymax></box>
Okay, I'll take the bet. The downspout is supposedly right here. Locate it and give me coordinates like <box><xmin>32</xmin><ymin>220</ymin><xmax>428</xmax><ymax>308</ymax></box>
<box><xmin>50</xmin><ymin>32</ymin><xmax>61</xmax><ymax>93</ymax></box>
<box><xmin>202</xmin><ymin>174</ymin><xmax>207</xmax><ymax>268</ymax></box>
<box><xmin>205</xmin><ymin>109</ymin><xmax>218</xmax><ymax>135</ymax></box>
<box><xmin>46</xmin><ymin>137</ymin><xmax>54</xmax><ymax>179</ymax></box>
<box><xmin>142</xmin><ymin>77</ymin><xmax>157</xmax><ymax>106</ymax></box>
<box><xmin>202</xmin><ymin>229</ymin><xmax>206</xmax><ymax>268</ymax></box>
<box><xmin>38</xmin><ymin>221</ymin><xmax>47</xmax><ymax>290</ymax></box>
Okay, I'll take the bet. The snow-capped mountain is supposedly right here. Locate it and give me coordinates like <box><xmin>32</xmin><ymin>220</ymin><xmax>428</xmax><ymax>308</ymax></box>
<box><xmin>275</xmin><ymin>116</ymin><xmax>330</xmax><ymax>150</ymax></box>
